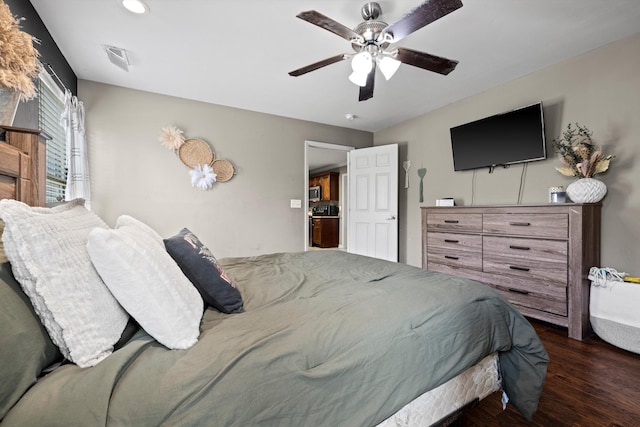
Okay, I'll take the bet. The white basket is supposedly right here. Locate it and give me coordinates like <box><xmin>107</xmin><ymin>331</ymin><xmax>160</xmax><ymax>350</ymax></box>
<box><xmin>589</xmin><ymin>267</ymin><xmax>640</xmax><ymax>354</ymax></box>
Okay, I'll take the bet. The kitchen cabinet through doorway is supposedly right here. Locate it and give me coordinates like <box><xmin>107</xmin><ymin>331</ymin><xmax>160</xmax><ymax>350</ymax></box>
<box><xmin>309</xmin><ymin>172</ymin><xmax>339</xmax><ymax>201</ymax></box>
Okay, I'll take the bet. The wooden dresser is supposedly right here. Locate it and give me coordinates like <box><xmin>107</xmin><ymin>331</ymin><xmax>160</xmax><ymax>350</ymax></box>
<box><xmin>0</xmin><ymin>126</ymin><xmax>49</xmax><ymax>207</ymax></box>
<box><xmin>422</xmin><ymin>204</ymin><xmax>601</xmax><ymax>340</ymax></box>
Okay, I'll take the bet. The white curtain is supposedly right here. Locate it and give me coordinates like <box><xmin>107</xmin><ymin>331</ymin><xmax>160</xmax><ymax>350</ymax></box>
<box><xmin>61</xmin><ymin>90</ymin><xmax>91</xmax><ymax>209</ymax></box>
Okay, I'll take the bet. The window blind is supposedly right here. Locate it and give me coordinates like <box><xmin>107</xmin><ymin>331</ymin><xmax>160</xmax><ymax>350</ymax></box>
<box><xmin>38</xmin><ymin>74</ymin><xmax>67</xmax><ymax>204</ymax></box>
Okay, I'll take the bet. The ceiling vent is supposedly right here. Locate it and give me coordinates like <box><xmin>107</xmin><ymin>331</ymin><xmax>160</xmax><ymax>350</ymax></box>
<box><xmin>103</xmin><ymin>45</ymin><xmax>130</xmax><ymax>72</ymax></box>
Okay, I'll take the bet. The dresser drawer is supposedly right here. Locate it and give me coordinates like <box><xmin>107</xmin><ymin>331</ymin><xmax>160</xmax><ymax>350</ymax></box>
<box><xmin>483</xmin><ymin>236</ymin><xmax>568</xmax><ymax>285</ymax></box>
<box><xmin>493</xmin><ymin>285</ymin><xmax>568</xmax><ymax>316</ymax></box>
<box><xmin>426</xmin><ymin>249</ymin><xmax>482</xmax><ymax>271</ymax></box>
<box><xmin>427</xmin><ymin>232</ymin><xmax>482</xmax><ymax>252</ymax></box>
<box><xmin>427</xmin><ymin>232</ymin><xmax>482</xmax><ymax>270</ymax></box>
<box><xmin>483</xmin><ymin>213</ymin><xmax>568</xmax><ymax>238</ymax></box>
<box><xmin>483</xmin><ymin>235</ymin><xmax>568</xmax><ymax>263</ymax></box>
<box><xmin>426</xmin><ymin>213</ymin><xmax>482</xmax><ymax>232</ymax></box>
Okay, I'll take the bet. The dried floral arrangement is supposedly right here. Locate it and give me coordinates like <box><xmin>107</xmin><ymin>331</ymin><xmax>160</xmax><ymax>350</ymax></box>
<box><xmin>159</xmin><ymin>125</ymin><xmax>185</xmax><ymax>150</ymax></box>
<box><xmin>552</xmin><ymin>123</ymin><xmax>614</xmax><ymax>179</ymax></box>
<box><xmin>0</xmin><ymin>1</ymin><xmax>40</xmax><ymax>100</ymax></box>
<box><xmin>190</xmin><ymin>164</ymin><xmax>217</xmax><ymax>190</ymax></box>
<box><xmin>159</xmin><ymin>125</ymin><xmax>235</xmax><ymax>190</ymax></box>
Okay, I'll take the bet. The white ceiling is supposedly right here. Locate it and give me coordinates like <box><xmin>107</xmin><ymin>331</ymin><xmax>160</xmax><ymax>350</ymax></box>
<box><xmin>307</xmin><ymin>146</ymin><xmax>348</xmax><ymax>173</ymax></box>
<box><xmin>30</xmin><ymin>0</ymin><xmax>640</xmax><ymax>133</ymax></box>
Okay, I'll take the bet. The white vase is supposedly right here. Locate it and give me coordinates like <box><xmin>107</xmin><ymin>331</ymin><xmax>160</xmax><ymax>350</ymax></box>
<box><xmin>0</xmin><ymin>86</ymin><xmax>21</xmax><ymax>126</ymax></box>
<box><xmin>566</xmin><ymin>178</ymin><xmax>607</xmax><ymax>203</ymax></box>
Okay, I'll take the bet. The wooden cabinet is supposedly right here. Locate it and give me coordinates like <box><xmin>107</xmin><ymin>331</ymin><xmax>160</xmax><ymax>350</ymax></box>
<box><xmin>422</xmin><ymin>204</ymin><xmax>601</xmax><ymax>341</ymax></box>
<box><xmin>0</xmin><ymin>126</ymin><xmax>49</xmax><ymax>206</ymax></box>
<box><xmin>312</xmin><ymin>217</ymin><xmax>339</xmax><ymax>248</ymax></box>
<box><xmin>309</xmin><ymin>172</ymin><xmax>339</xmax><ymax>201</ymax></box>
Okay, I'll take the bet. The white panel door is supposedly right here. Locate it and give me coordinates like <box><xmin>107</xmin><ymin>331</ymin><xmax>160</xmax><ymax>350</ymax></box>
<box><xmin>347</xmin><ymin>144</ymin><xmax>398</xmax><ymax>262</ymax></box>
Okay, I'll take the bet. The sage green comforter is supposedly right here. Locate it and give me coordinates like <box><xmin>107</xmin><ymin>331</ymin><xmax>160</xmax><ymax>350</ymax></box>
<box><xmin>4</xmin><ymin>251</ymin><xmax>548</xmax><ymax>426</ymax></box>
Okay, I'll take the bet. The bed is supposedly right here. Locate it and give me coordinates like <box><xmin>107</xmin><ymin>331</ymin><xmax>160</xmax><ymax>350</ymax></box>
<box><xmin>0</xmin><ymin>243</ymin><xmax>548</xmax><ymax>425</ymax></box>
<box><xmin>0</xmin><ymin>131</ymin><xmax>548</xmax><ymax>426</ymax></box>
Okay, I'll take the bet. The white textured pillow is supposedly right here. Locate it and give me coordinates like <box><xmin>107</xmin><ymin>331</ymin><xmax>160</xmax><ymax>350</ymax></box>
<box><xmin>0</xmin><ymin>199</ymin><xmax>129</xmax><ymax>367</ymax></box>
<box><xmin>88</xmin><ymin>215</ymin><xmax>203</xmax><ymax>349</ymax></box>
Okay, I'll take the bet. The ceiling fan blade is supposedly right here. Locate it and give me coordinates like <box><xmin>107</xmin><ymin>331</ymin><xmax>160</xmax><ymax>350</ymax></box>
<box><xmin>289</xmin><ymin>54</ymin><xmax>349</xmax><ymax>77</ymax></box>
<box><xmin>396</xmin><ymin>47</ymin><xmax>458</xmax><ymax>75</ymax></box>
<box><xmin>379</xmin><ymin>0</ymin><xmax>463</xmax><ymax>44</ymax></box>
<box><xmin>358</xmin><ymin>64</ymin><xmax>376</xmax><ymax>102</ymax></box>
<box><xmin>297</xmin><ymin>10</ymin><xmax>364</xmax><ymax>43</ymax></box>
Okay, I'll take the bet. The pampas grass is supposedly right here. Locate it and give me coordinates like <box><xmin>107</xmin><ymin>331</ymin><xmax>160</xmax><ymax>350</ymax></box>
<box><xmin>0</xmin><ymin>1</ymin><xmax>40</xmax><ymax>100</ymax></box>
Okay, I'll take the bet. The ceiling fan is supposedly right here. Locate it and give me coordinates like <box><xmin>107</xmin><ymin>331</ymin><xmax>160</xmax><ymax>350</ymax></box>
<box><xmin>289</xmin><ymin>0</ymin><xmax>463</xmax><ymax>101</ymax></box>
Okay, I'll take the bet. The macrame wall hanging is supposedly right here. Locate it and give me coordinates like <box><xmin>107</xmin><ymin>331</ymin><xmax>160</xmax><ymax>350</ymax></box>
<box><xmin>159</xmin><ymin>126</ymin><xmax>235</xmax><ymax>190</ymax></box>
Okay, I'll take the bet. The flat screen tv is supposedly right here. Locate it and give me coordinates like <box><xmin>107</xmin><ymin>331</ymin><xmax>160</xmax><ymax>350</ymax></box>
<box><xmin>450</xmin><ymin>103</ymin><xmax>546</xmax><ymax>171</ymax></box>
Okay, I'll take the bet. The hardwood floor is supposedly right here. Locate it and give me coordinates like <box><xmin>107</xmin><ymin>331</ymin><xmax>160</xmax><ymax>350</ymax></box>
<box><xmin>459</xmin><ymin>320</ymin><xmax>640</xmax><ymax>426</ymax></box>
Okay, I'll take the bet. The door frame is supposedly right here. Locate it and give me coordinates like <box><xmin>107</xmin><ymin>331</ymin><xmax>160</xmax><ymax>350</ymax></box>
<box><xmin>304</xmin><ymin>140</ymin><xmax>354</xmax><ymax>251</ymax></box>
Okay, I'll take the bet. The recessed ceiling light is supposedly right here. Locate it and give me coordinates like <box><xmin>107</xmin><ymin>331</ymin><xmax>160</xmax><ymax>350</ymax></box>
<box><xmin>121</xmin><ymin>0</ymin><xmax>149</xmax><ymax>14</ymax></box>
<box><xmin>345</xmin><ymin>114</ymin><xmax>358</xmax><ymax>121</ymax></box>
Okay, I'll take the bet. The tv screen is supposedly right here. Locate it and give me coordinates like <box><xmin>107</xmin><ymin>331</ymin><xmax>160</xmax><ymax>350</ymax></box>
<box><xmin>450</xmin><ymin>103</ymin><xmax>546</xmax><ymax>171</ymax></box>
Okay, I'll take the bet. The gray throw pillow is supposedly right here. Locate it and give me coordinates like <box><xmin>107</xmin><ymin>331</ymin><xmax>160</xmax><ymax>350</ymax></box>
<box><xmin>164</xmin><ymin>228</ymin><xmax>244</xmax><ymax>314</ymax></box>
<box><xmin>0</xmin><ymin>262</ymin><xmax>61</xmax><ymax>420</ymax></box>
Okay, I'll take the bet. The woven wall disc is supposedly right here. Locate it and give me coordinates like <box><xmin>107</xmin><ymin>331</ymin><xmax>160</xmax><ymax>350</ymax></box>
<box><xmin>178</xmin><ymin>138</ymin><xmax>214</xmax><ymax>168</ymax></box>
<box><xmin>212</xmin><ymin>159</ymin><xmax>234</xmax><ymax>182</ymax></box>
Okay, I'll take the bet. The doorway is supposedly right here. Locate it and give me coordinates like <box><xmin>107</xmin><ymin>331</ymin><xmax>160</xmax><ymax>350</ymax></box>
<box><xmin>304</xmin><ymin>141</ymin><xmax>354</xmax><ymax>251</ymax></box>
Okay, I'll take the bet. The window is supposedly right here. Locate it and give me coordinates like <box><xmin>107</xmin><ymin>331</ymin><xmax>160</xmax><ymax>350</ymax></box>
<box><xmin>38</xmin><ymin>70</ymin><xmax>67</xmax><ymax>204</ymax></box>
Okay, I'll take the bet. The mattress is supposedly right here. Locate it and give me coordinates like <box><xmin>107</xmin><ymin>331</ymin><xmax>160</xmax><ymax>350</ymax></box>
<box><xmin>376</xmin><ymin>353</ymin><xmax>500</xmax><ymax>427</ymax></box>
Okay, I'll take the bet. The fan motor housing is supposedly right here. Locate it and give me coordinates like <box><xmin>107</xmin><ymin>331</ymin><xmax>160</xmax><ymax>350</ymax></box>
<box><xmin>352</xmin><ymin>2</ymin><xmax>389</xmax><ymax>51</ymax></box>
<box><xmin>361</xmin><ymin>2</ymin><xmax>381</xmax><ymax>20</ymax></box>
<box><xmin>352</xmin><ymin>20</ymin><xmax>389</xmax><ymax>51</ymax></box>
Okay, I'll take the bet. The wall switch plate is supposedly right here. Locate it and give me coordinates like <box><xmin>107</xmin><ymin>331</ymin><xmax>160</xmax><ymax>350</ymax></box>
<box><xmin>290</xmin><ymin>199</ymin><xmax>302</xmax><ymax>208</ymax></box>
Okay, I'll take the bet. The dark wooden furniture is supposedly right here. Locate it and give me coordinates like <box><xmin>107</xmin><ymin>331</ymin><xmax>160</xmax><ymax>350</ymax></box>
<box><xmin>309</xmin><ymin>172</ymin><xmax>339</xmax><ymax>201</ymax></box>
<box><xmin>422</xmin><ymin>204</ymin><xmax>601</xmax><ymax>341</ymax></box>
<box><xmin>312</xmin><ymin>217</ymin><xmax>339</xmax><ymax>248</ymax></box>
<box><xmin>0</xmin><ymin>126</ymin><xmax>49</xmax><ymax>207</ymax></box>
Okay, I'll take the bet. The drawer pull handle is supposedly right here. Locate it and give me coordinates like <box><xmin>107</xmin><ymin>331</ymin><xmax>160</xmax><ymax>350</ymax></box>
<box><xmin>508</xmin><ymin>288</ymin><xmax>530</xmax><ymax>295</ymax></box>
<box><xmin>509</xmin><ymin>222</ymin><xmax>531</xmax><ymax>227</ymax></box>
<box><xmin>444</xmin><ymin>255</ymin><xmax>459</xmax><ymax>260</ymax></box>
<box><xmin>444</xmin><ymin>220</ymin><xmax>459</xmax><ymax>224</ymax></box>
<box><xmin>509</xmin><ymin>265</ymin><xmax>530</xmax><ymax>272</ymax></box>
<box><xmin>444</xmin><ymin>239</ymin><xmax>459</xmax><ymax>243</ymax></box>
<box><xmin>509</xmin><ymin>245</ymin><xmax>530</xmax><ymax>251</ymax></box>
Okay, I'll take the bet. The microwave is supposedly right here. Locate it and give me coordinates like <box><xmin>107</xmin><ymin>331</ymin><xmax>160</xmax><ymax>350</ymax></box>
<box><xmin>309</xmin><ymin>186</ymin><xmax>321</xmax><ymax>202</ymax></box>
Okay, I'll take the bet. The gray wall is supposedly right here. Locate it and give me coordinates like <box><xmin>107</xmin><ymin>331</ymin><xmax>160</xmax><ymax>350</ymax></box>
<box><xmin>376</xmin><ymin>34</ymin><xmax>640</xmax><ymax>272</ymax></box>
<box><xmin>80</xmin><ymin>81</ymin><xmax>373</xmax><ymax>258</ymax></box>
<box><xmin>81</xmin><ymin>33</ymin><xmax>639</xmax><ymax>271</ymax></box>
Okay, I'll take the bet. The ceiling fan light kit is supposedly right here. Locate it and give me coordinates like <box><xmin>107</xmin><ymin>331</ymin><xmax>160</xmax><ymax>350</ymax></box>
<box><xmin>378</xmin><ymin>55</ymin><xmax>401</xmax><ymax>80</ymax></box>
<box><xmin>348</xmin><ymin>71</ymin><xmax>368</xmax><ymax>87</ymax></box>
<box><xmin>121</xmin><ymin>0</ymin><xmax>149</xmax><ymax>14</ymax></box>
<box><xmin>349</xmin><ymin>51</ymin><xmax>373</xmax><ymax>87</ymax></box>
<box><xmin>351</xmin><ymin>51</ymin><xmax>373</xmax><ymax>74</ymax></box>
<box><xmin>289</xmin><ymin>0</ymin><xmax>463</xmax><ymax>101</ymax></box>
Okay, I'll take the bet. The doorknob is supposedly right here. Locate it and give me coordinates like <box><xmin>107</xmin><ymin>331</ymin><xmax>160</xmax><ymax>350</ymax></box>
<box><xmin>386</xmin><ymin>216</ymin><xmax>396</xmax><ymax>220</ymax></box>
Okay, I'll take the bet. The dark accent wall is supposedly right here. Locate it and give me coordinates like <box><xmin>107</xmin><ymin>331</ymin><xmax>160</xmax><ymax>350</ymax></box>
<box><xmin>5</xmin><ymin>0</ymin><xmax>77</xmax><ymax>128</ymax></box>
